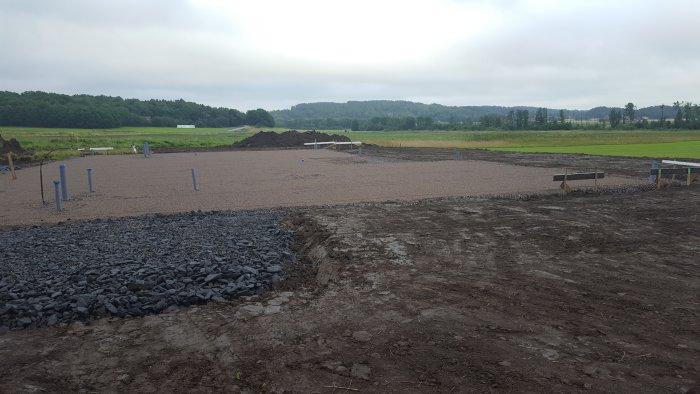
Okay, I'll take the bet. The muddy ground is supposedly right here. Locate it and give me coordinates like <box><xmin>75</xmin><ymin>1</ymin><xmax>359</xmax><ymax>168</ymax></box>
<box><xmin>357</xmin><ymin>146</ymin><xmax>658</xmax><ymax>178</ymax></box>
<box><xmin>0</xmin><ymin>149</ymin><xmax>698</xmax><ymax>393</ymax></box>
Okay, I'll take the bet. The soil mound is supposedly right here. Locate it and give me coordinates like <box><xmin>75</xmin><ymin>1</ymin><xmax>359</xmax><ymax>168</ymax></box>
<box><xmin>233</xmin><ymin>130</ymin><xmax>351</xmax><ymax>148</ymax></box>
<box><xmin>0</xmin><ymin>134</ymin><xmax>24</xmax><ymax>155</ymax></box>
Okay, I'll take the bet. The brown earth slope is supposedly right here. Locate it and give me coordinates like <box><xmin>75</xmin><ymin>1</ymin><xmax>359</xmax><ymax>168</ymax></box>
<box><xmin>233</xmin><ymin>130</ymin><xmax>351</xmax><ymax>148</ymax></box>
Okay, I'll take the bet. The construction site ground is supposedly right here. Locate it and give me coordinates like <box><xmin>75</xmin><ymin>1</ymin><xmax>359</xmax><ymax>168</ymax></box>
<box><xmin>1</xmin><ymin>147</ymin><xmax>698</xmax><ymax>393</ymax></box>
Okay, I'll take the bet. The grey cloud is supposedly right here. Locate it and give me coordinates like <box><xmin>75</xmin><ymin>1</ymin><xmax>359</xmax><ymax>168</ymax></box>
<box><xmin>1</xmin><ymin>0</ymin><xmax>699</xmax><ymax>110</ymax></box>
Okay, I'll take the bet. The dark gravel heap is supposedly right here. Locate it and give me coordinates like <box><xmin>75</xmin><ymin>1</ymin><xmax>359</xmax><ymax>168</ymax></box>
<box><xmin>0</xmin><ymin>210</ymin><xmax>300</xmax><ymax>330</ymax></box>
<box><xmin>233</xmin><ymin>130</ymin><xmax>351</xmax><ymax>148</ymax></box>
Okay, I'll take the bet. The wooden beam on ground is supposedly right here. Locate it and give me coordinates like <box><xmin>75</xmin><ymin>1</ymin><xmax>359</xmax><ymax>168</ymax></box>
<box><xmin>649</xmin><ymin>168</ymin><xmax>700</xmax><ymax>176</ymax></box>
<box><xmin>7</xmin><ymin>153</ymin><xmax>17</xmax><ymax>180</ymax></box>
<box><xmin>553</xmin><ymin>172</ymin><xmax>605</xmax><ymax>182</ymax></box>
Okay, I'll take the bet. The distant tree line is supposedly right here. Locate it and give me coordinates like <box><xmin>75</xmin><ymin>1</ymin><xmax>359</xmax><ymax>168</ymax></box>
<box><xmin>278</xmin><ymin>116</ymin><xmax>435</xmax><ymax>131</ymax></box>
<box><xmin>272</xmin><ymin>100</ymin><xmax>682</xmax><ymax>129</ymax></box>
<box><xmin>0</xmin><ymin>91</ymin><xmax>275</xmax><ymax>128</ymax></box>
<box><xmin>278</xmin><ymin>101</ymin><xmax>700</xmax><ymax>131</ymax></box>
<box><xmin>608</xmin><ymin>101</ymin><xmax>699</xmax><ymax>129</ymax></box>
<box><xmin>279</xmin><ymin>110</ymin><xmax>575</xmax><ymax>131</ymax></box>
<box><xmin>477</xmin><ymin>108</ymin><xmax>573</xmax><ymax>130</ymax></box>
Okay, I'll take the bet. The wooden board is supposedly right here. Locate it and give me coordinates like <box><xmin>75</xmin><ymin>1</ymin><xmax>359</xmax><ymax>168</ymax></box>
<box><xmin>553</xmin><ymin>172</ymin><xmax>605</xmax><ymax>182</ymax></box>
<box><xmin>7</xmin><ymin>153</ymin><xmax>17</xmax><ymax>180</ymax></box>
<box><xmin>650</xmin><ymin>168</ymin><xmax>700</xmax><ymax>176</ymax></box>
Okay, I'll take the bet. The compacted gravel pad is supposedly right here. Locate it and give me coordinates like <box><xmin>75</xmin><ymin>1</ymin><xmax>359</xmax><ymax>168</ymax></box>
<box><xmin>0</xmin><ymin>149</ymin><xmax>640</xmax><ymax>227</ymax></box>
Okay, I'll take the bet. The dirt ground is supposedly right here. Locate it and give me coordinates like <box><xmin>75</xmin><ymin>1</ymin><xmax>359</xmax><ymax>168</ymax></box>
<box><xmin>0</xmin><ymin>149</ymin><xmax>637</xmax><ymax>228</ymax></box>
<box><xmin>1</xmin><ymin>148</ymin><xmax>699</xmax><ymax>393</ymax></box>
<box><xmin>358</xmin><ymin>146</ymin><xmax>657</xmax><ymax>178</ymax></box>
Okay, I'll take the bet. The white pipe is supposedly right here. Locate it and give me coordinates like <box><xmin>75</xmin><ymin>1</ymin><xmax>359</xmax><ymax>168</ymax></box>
<box><xmin>77</xmin><ymin>147</ymin><xmax>114</xmax><ymax>151</ymax></box>
<box><xmin>662</xmin><ymin>160</ymin><xmax>700</xmax><ymax>167</ymax></box>
<box><xmin>303</xmin><ymin>141</ymin><xmax>362</xmax><ymax>146</ymax></box>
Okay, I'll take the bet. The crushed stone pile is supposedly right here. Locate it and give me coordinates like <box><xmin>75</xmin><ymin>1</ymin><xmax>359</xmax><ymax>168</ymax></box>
<box><xmin>233</xmin><ymin>130</ymin><xmax>352</xmax><ymax>148</ymax></box>
<box><xmin>0</xmin><ymin>210</ymin><xmax>302</xmax><ymax>329</ymax></box>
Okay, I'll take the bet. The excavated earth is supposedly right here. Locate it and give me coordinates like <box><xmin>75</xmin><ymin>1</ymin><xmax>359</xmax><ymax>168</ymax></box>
<box><xmin>232</xmin><ymin>130</ymin><xmax>351</xmax><ymax>148</ymax></box>
<box><xmin>0</xmin><ymin>147</ymin><xmax>699</xmax><ymax>393</ymax></box>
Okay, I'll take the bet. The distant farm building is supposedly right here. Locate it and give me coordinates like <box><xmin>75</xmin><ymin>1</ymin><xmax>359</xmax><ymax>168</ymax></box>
<box><xmin>177</xmin><ymin>125</ymin><xmax>195</xmax><ymax>128</ymax></box>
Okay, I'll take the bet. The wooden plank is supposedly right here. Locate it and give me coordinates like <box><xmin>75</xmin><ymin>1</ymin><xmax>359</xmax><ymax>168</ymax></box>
<box><xmin>650</xmin><ymin>168</ymin><xmax>700</xmax><ymax>176</ymax></box>
<box><xmin>553</xmin><ymin>172</ymin><xmax>605</xmax><ymax>182</ymax></box>
<box><xmin>7</xmin><ymin>153</ymin><xmax>17</xmax><ymax>180</ymax></box>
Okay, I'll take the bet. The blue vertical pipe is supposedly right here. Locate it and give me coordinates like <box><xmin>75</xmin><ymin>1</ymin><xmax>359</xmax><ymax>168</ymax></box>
<box><xmin>53</xmin><ymin>180</ymin><xmax>62</xmax><ymax>211</ymax></box>
<box><xmin>191</xmin><ymin>168</ymin><xmax>199</xmax><ymax>191</ymax></box>
<box><xmin>143</xmin><ymin>142</ymin><xmax>149</xmax><ymax>158</ymax></box>
<box><xmin>59</xmin><ymin>163</ymin><xmax>69</xmax><ymax>201</ymax></box>
<box><xmin>87</xmin><ymin>168</ymin><xmax>94</xmax><ymax>192</ymax></box>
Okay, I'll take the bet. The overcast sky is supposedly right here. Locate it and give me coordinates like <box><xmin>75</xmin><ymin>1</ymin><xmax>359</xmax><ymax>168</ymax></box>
<box><xmin>1</xmin><ymin>0</ymin><xmax>698</xmax><ymax>111</ymax></box>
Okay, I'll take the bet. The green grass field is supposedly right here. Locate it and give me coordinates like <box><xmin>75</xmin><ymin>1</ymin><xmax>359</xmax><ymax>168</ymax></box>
<box><xmin>3</xmin><ymin>126</ymin><xmax>700</xmax><ymax>160</ymax></box>
<box><xmin>1</xmin><ymin>126</ymin><xmax>258</xmax><ymax>160</ymax></box>
<box><xmin>492</xmin><ymin>141</ymin><xmax>700</xmax><ymax>159</ymax></box>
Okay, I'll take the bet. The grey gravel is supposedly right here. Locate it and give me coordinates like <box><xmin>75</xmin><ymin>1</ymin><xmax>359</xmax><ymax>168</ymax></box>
<box><xmin>0</xmin><ymin>210</ymin><xmax>300</xmax><ymax>329</ymax></box>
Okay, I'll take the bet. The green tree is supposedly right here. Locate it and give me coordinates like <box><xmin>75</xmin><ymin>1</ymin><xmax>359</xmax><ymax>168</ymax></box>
<box><xmin>559</xmin><ymin>110</ymin><xmax>565</xmax><ymax>124</ymax></box>
<box><xmin>534</xmin><ymin>107</ymin><xmax>547</xmax><ymax>127</ymax></box>
<box><xmin>673</xmin><ymin>101</ymin><xmax>683</xmax><ymax>128</ymax></box>
<box><xmin>245</xmin><ymin>109</ymin><xmax>275</xmax><ymax>127</ymax></box>
<box><xmin>416</xmin><ymin>116</ymin><xmax>434</xmax><ymax>130</ymax></box>
<box><xmin>479</xmin><ymin>114</ymin><xmax>502</xmax><ymax>128</ymax></box>
<box><xmin>609</xmin><ymin>109</ymin><xmax>622</xmax><ymax>128</ymax></box>
<box><xmin>516</xmin><ymin>110</ymin><xmax>529</xmax><ymax>129</ymax></box>
<box><xmin>623</xmin><ymin>102</ymin><xmax>636</xmax><ymax>124</ymax></box>
<box><xmin>0</xmin><ymin>90</ymin><xmax>253</xmax><ymax>128</ymax></box>
<box><xmin>401</xmin><ymin>117</ymin><xmax>416</xmax><ymax>130</ymax></box>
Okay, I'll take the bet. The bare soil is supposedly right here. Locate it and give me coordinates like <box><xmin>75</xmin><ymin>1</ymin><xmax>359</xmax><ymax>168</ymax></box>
<box><xmin>1</xmin><ymin>148</ymin><xmax>698</xmax><ymax>393</ymax></box>
<box><xmin>232</xmin><ymin>130</ymin><xmax>351</xmax><ymax>148</ymax></box>
<box><xmin>358</xmin><ymin>146</ymin><xmax>656</xmax><ymax>178</ymax></box>
<box><xmin>0</xmin><ymin>134</ymin><xmax>25</xmax><ymax>156</ymax></box>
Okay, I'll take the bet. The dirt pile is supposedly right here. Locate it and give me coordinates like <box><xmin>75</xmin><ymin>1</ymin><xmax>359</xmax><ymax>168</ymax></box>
<box><xmin>233</xmin><ymin>130</ymin><xmax>351</xmax><ymax>148</ymax></box>
<box><xmin>0</xmin><ymin>134</ymin><xmax>24</xmax><ymax>155</ymax></box>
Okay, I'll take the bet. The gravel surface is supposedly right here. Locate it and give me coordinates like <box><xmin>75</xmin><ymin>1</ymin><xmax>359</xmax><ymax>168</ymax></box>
<box><xmin>0</xmin><ymin>150</ymin><xmax>642</xmax><ymax>227</ymax></box>
<box><xmin>0</xmin><ymin>210</ymin><xmax>299</xmax><ymax>329</ymax></box>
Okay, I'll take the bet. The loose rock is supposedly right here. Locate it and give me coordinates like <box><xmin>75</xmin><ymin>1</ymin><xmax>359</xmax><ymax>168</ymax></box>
<box><xmin>0</xmin><ymin>210</ymin><xmax>302</xmax><ymax>329</ymax></box>
<box><xmin>352</xmin><ymin>330</ymin><xmax>372</xmax><ymax>343</ymax></box>
<box><xmin>351</xmin><ymin>363</ymin><xmax>371</xmax><ymax>380</ymax></box>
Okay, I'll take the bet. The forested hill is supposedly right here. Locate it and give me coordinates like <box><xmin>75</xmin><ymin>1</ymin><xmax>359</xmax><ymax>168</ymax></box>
<box><xmin>0</xmin><ymin>91</ymin><xmax>274</xmax><ymax>128</ymax></box>
<box><xmin>271</xmin><ymin>100</ymin><xmax>673</xmax><ymax>128</ymax></box>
